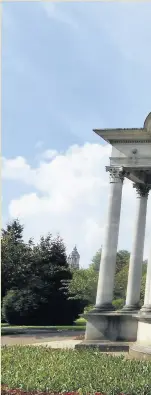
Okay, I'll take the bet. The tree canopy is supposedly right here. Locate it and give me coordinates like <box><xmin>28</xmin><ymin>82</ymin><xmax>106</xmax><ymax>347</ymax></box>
<box><xmin>1</xmin><ymin>219</ymin><xmax>147</xmax><ymax>324</ymax></box>
<box><xmin>68</xmin><ymin>249</ymin><xmax>147</xmax><ymax>308</ymax></box>
<box><xmin>1</xmin><ymin>220</ymin><xmax>84</xmax><ymax>325</ymax></box>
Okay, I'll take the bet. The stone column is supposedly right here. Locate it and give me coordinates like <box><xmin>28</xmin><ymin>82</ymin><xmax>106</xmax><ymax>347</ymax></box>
<box><xmin>95</xmin><ymin>167</ymin><xmax>124</xmax><ymax>311</ymax></box>
<box><xmin>141</xmin><ymin>243</ymin><xmax>151</xmax><ymax>314</ymax></box>
<box><xmin>123</xmin><ymin>184</ymin><xmax>149</xmax><ymax>312</ymax></box>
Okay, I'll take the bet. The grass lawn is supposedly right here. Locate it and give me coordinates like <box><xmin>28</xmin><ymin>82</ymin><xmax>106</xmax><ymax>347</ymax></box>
<box><xmin>1</xmin><ymin>318</ymin><xmax>86</xmax><ymax>333</ymax></box>
<box><xmin>1</xmin><ymin>325</ymin><xmax>85</xmax><ymax>331</ymax></box>
<box><xmin>1</xmin><ymin>323</ymin><xmax>9</xmax><ymax>327</ymax></box>
<box><xmin>1</xmin><ymin>318</ymin><xmax>86</xmax><ymax>327</ymax></box>
<box><xmin>2</xmin><ymin>346</ymin><xmax>151</xmax><ymax>395</ymax></box>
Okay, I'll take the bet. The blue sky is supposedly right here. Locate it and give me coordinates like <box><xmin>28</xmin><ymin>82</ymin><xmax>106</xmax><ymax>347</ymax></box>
<box><xmin>2</xmin><ymin>1</ymin><xmax>151</xmax><ymax>266</ymax></box>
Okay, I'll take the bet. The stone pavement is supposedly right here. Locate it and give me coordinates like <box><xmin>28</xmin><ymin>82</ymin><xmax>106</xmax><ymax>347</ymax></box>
<box><xmin>2</xmin><ymin>335</ymin><xmax>128</xmax><ymax>355</ymax></box>
<box><xmin>1</xmin><ymin>331</ymin><xmax>128</xmax><ymax>356</ymax></box>
<box><xmin>31</xmin><ymin>340</ymin><xmax>128</xmax><ymax>356</ymax></box>
<box><xmin>1</xmin><ymin>331</ymin><xmax>83</xmax><ymax>347</ymax></box>
<box><xmin>32</xmin><ymin>339</ymin><xmax>81</xmax><ymax>348</ymax></box>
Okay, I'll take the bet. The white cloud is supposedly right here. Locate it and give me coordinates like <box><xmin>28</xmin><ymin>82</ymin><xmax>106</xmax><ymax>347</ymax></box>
<box><xmin>41</xmin><ymin>149</ymin><xmax>58</xmax><ymax>160</ymax></box>
<box><xmin>2</xmin><ymin>143</ymin><xmax>151</xmax><ymax>267</ymax></box>
<box><xmin>2</xmin><ymin>156</ymin><xmax>32</xmax><ymax>181</ymax></box>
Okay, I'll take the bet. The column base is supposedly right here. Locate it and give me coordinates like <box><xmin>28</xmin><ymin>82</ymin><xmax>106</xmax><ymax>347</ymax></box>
<box><xmin>129</xmin><ymin>344</ymin><xmax>151</xmax><ymax>360</ymax></box>
<box><xmin>129</xmin><ymin>313</ymin><xmax>151</xmax><ymax>360</ymax></box>
<box><xmin>139</xmin><ymin>305</ymin><xmax>151</xmax><ymax>315</ymax></box>
<box><xmin>122</xmin><ymin>303</ymin><xmax>140</xmax><ymax>313</ymax></box>
<box><xmin>91</xmin><ymin>303</ymin><xmax>115</xmax><ymax>313</ymax></box>
<box><xmin>83</xmin><ymin>310</ymin><xmax>138</xmax><ymax>342</ymax></box>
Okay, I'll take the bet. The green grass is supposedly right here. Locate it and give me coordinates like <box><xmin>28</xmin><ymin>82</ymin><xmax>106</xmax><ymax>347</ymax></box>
<box><xmin>2</xmin><ymin>346</ymin><xmax>151</xmax><ymax>395</ymax></box>
<box><xmin>1</xmin><ymin>319</ymin><xmax>86</xmax><ymax>332</ymax></box>
<box><xmin>1</xmin><ymin>325</ymin><xmax>85</xmax><ymax>330</ymax></box>
<box><xmin>1</xmin><ymin>324</ymin><xmax>86</xmax><ymax>336</ymax></box>
<box><xmin>1</xmin><ymin>323</ymin><xmax>9</xmax><ymax>327</ymax></box>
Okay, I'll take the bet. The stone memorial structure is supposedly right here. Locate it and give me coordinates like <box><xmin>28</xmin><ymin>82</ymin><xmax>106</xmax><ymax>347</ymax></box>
<box><xmin>77</xmin><ymin>113</ymin><xmax>151</xmax><ymax>358</ymax></box>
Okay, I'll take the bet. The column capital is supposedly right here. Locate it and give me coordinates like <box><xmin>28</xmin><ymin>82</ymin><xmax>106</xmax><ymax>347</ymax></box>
<box><xmin>133</xmin><ymin>183</ymin><xmax>150</xmax><ymax>198</ymax></box>
<box><xmin>106</xmin><ymin>166</ymin><xmax>125</xmax><ymax>184</ymax></box>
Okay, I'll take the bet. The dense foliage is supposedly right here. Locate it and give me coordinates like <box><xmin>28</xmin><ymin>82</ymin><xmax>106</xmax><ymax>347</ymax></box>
<box><xmin>2</xmin><ymin>347</ymin><xmax>151</xmax><ymax>395</ymax></box>
<box><xmin>68</xmin><ymin>268</ymin><xmax>98</xmax><ymax>305</ymax></box>
<box><xmin>1</xmin><ymin>219</ymin><xmax>147</xmax><ymax>324</ymax></box>
<box><xmin>69</xmin><ymin>249</ymin><xmax>147</xmax><ymax>308</ymax></box>
<box><xmin>1</xmin><ymin>220</ymin><xmax>84</xmax><ymax>325</ymax></box>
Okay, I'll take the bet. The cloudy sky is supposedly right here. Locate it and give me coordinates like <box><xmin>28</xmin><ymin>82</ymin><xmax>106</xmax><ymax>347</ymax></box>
<box><xmin>2</xmin><ymin>1</ymin><xmax>151</xmax><ymax>267</ymax></box>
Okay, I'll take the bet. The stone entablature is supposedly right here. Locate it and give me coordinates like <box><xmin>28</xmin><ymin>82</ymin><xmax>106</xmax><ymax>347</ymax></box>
<box><xmin>94</xmin><ymin>113</ymin><xmax>151</xmax><ymax>187</ymax></box>
<box><xmin>111</xmin><ymin>143</ymin><xmax>151</xmax><ymax>162</ymax></box>
<box><xmin>94</xmin><ymin>114</ymin><xmax>151</xmax><ymax>188</ymax></box>
<box><xmin>110</xmin><ymin>157</ymin><xmax>151</xmax><ymax>170</ymax></box>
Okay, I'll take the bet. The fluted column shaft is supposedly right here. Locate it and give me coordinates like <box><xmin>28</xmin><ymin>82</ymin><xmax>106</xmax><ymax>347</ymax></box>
<box><xmin>95</xmin><ymin>167</ymin><xmax>124</xmax><ymax>310</ymax></box>
<box><xmin>141</xmin><ymin>243</ymin><xmax>151</xmax><ymax>313</ymax></box>
<box><xmin>123</xmin><ymin>184</ymin><xmax>149</xmax><ymax>311</ymax></box>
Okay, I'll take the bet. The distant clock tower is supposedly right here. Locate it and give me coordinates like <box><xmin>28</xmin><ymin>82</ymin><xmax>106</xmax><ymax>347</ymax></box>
<box><xmin>68</xmin><ymin>246</ymin><xmax>80</xmax><ymax>270</ymax></box>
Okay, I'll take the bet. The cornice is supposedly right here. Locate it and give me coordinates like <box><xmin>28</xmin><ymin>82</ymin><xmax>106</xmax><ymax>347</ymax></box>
<box><xmin>93</xmin><ymin>113</ymin><xmax>151</xmax><ymax>145</ymax></box>
<box><xmin>111</xmin><ymin>140</ymin><xmax>151</xmax><ymax>144</ymax></box>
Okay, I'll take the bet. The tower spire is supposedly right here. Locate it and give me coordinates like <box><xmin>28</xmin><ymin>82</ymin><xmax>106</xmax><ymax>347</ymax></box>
<box><xmin>68</xmin><ymin>245</ymin><xmax>80</xmax><ymax>269</ymax></box>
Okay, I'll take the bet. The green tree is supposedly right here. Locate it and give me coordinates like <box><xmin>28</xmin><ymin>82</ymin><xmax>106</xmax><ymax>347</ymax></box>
<box><xmin>68</xmin><ymin>268</ymin><xmax>98</xmax><ymax>305</ymax></box>
<box><xmin>29</xmin><ymin>233</ymin><xmax>72</xmax><ymax>301</ymax></box>
<box><xmin>2</xmin><ymin>289</ymin><xmax>41</xmax><ymax>325</ymax></box>
<box><xmin>2</xmin><ymin>222</ymin><xmax>83</xmax><ymax>325</ymax></box>
<box><xmin>114</xmin><ymin>259</ymin><xmax>147</xmax><ymax>302</ymax></box>
<box><xmin>114</xmin><ymin>263</ymin><xmax>129</xmax><ymax>300</ymax></box>
<box><xmin>140</xmin><ymin>271</ymin><xmax>146</xmax><ymax>306</ymax></box>
<box><xmin>69</xmin><ymin>249</ymin><xmax>131</xmax><ymax>309</ymax></box>
<box><xmin>1</xmin><ymin>219</ymin><xmax>32</xmax><ymax>298</ymax></box>
<box><xmin>89</xmin><ymin>248</ymin><xmax>102</xmax><ymax>272</ymax></box>
<box><xmin>115</xmin><ymin>250</ymin><xmax>130</xmax><ymax>274</ymax></box>
<box><xmin>89</xmin><ymin>249</ymin><xmax>130</xmax><ymax>274</ymax></box>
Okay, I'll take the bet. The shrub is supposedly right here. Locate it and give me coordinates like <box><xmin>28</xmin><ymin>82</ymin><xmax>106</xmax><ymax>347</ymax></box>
<box><xmin>75</xmin><ymin>317</ymin><xmax>87</xmax><ymax>325</ymax></box>
<box><xmin>84</xmin><ymin>304</ymin><xmax>94</xmax><ymax>313</ymax></box>
<box><xmin>2</xmin><ymin>289</ymin><xmax>40</xmax><ymax>325</ymax></box>
<box><xmin>112</xmin><ymin>298</ymin><xmax>124</xmax><ymax>310</ymax></box>
<box><xmin>2</xmin><ymin>289</ymin><xmax>85</xmax><ymax>326</ymax></box>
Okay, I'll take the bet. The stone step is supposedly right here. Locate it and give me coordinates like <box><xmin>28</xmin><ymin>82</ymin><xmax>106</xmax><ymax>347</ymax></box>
<box><xmin>75</xmin><ymin>341</ymin><xmax>131</xmax><ymax>352</ymax></box>
<box><xmin>129</xmin><ymin>344</ymin><xmax>151</xmax><ymax>360</ymax></box>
